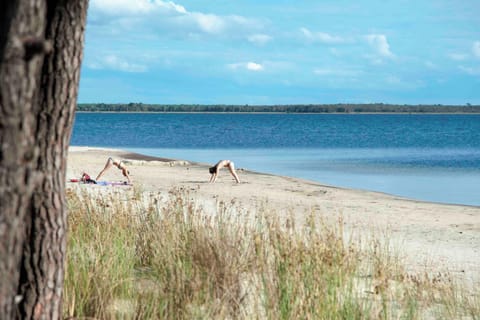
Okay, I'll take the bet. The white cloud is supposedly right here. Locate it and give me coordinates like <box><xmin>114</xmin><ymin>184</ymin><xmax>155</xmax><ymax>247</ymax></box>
<box><xmin>473</xmin><ymin>41</ymin><xmax>480</xmax><ymax>59</ymax></box>
<box><xmin>247</xmin><ymin>62</ymin><xmax>263</xmax><ymax>71</ymax></box>
<box><xmin>90</xmin><ymin>0</ymin><xmax>186</xmax><ymax>16</ymax></box>
<box><xmin>385</xmin><ymin>75</ymin><xmax>425</xmax><ymax>89</ymax></box>
<box><xmin>158</xmin><ymin>1</ymin><xmax>187</xmax><ymax>14</ymax></box>
<box><xmin>89</xmin><ymin>0</ymin><xmax>262</xmax><ymax>37</ymax></box>
<box><xmin>248</xmin><ymin>34</ymin><xmax>272</xmax><ymax>45</ymax></box>
<box><xmin>448</xmin><ymin>53</ymin><xmax>468</xmax><ymax>61</ymax></box>
<box><xmin>193</xmin><ymin>13</ymin><xmax>225</xmax><ymax>34</ymax></box>
<box><xmin>459</xmin><ymin>65</ymin><xmax>480</xmax><ymax>76</ymax></box>
<box><xmin>365</xmin><ymin>34</ymin><xmax>394</xmax><ymax>58</ymax></box>
<box><xmin>228</xmin><ymin>62</ymin><xmax>264</xmax><ymax>72</ymax></box>
<box><xmin>87</xmin><ymin>54</ymin><xmax>147</xmax><ymax>73</ymax></box>
<box><xmin>227</xmin><ymin>63</ymin><xmax>242</xmax><ymax>70</ymax></box>
<box><xmin>300</xmin><ymin>27</ymin><xmax>344</xmax><ymax>44</ymax></box>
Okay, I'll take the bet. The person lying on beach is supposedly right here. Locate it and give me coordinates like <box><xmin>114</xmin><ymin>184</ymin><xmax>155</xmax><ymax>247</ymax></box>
<box><xmin>95</xmin><ymin>157</ymin><xmax>132</xmax><ymax>183</ymax></box>
<box><xmin>209</xmin><ymin>160</ymin><xmax>240</xmax><ymax>183</ymax></box>
<box><xmin>80</xmin><ymin>172</ymin><xmax>96</xmax><ymax>184</ymax></box>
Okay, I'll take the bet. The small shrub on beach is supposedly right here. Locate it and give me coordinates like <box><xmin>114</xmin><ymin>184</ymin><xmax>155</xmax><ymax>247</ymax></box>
<box><xmin>63</xmin><ymin>187</ymin><xmax>479</xmax><ymax>319</ymax></box>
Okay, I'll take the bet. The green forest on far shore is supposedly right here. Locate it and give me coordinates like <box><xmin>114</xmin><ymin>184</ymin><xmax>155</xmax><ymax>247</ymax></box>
<box><xmin>77</xmin><ymin>103</ymin><xmax>480</xmax><ymax>113</ymax></box>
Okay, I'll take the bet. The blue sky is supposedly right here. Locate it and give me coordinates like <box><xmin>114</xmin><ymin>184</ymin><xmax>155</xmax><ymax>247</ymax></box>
<box><xmin>78</xmin><ymin>0</ymin><xmax>480</xmax><ymax>105</ymax></box>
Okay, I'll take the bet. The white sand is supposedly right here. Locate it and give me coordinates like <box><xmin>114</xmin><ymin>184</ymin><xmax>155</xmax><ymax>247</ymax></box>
<box><xmin>67</xmin><ymin>146</ymin><xmax>480</xmax><ymax>284</ymax></box>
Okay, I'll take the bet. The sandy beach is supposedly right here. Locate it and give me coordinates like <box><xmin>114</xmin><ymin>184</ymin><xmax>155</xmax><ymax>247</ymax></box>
<box><xmin>67</xmin><ymin>146</ymin><xmax>480</xmax><ymax>285</ymax></box>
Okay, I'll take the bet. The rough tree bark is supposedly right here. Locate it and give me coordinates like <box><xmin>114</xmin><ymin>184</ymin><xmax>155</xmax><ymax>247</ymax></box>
<box><xmin>0</xmin><ymin>1</ymin><xmax>48</xmax><ymax>317</ymax></box>
<box><xmin>0</xmin><ymin>1</ymin><xmax>88</xmax><ymax>319</ymax></box>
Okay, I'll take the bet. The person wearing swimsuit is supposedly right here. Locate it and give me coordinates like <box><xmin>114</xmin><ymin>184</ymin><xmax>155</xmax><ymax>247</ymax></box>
<box><xmin>209</xmin><ymin>160</ymin><xmax>240</xmax><ymax>183</ymax></box>
<box><xmin>96</xmin><ymin>157</ymin><xmax>132</xmax><ymax>183</ymax></box>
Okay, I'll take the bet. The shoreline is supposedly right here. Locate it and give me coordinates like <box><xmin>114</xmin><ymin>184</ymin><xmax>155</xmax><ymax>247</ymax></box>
<box><xmin>67</xmin><ymin>146</ymin><xmax>480</xmax><ymax>284</ymax></box>
<box><xmin>114</xmin><ymin>147</ymin><xmax>480</xmax><ymax>208</ymax></box>
<box><xmin>72</xmin><ymin>146</ymin><xmax>480</xmax><ymax>208</ymax></box>
<box><xmin>76</xmin><ymin>111</ymin><xmax>480</xmax><ymax>115</ymax></box>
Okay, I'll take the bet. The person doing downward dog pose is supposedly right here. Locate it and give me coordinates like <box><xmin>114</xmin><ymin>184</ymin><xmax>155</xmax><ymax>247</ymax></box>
<box><xmin>209</xmin><ymin>160</ymin><xmax>240</xmax><ymax>183</ymax></box>
<box><xmin>96</xmin><ymin>157</ymin><xmax>132</xmax><ymax>183</ymax></box>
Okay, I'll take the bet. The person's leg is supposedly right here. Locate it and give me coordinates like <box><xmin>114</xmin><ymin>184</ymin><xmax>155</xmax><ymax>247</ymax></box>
<box><xmin>227</xmin><ymin>162</ymin><xmax>240</xmax><ymax>183</ymax></box>
<box><xmin>95</xmin><ymin>157</ymin><xmax>114</xmax><ymax>181</ymax></box>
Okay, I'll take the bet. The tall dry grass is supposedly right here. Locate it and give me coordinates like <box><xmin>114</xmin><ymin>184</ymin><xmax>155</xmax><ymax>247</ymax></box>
<box><xmin>63</xmin><ymin>187</ymin><xmax>479</xmax><ymax>319</ymax></box>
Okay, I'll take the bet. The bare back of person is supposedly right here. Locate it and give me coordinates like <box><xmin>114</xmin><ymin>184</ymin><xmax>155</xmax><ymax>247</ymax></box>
<box><xmin>209</xmin><ymin>159</ymin><xmax>240</xmax><ymax>183</ymax></box>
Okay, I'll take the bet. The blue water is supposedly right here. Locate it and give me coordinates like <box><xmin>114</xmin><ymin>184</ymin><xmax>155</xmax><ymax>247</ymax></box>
<box><xmin>72</xmin><ymin>113</ymin><xmax>480</xmax><ymax>206</ymax></box>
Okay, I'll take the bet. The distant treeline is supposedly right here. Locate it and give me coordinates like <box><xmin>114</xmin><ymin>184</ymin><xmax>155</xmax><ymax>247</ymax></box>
<box><xmin>77</xmin><ymin>103</ymin><xmax>480</xmax><ymax>113</ymax></box>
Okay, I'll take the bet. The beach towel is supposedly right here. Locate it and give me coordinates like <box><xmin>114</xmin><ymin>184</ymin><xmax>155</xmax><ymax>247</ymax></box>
<box><xmin>69</xmin><ymin>178</ymin><xmax>96</xmax><ymax>184</ymax></box>
<box><xmin>96</xmin><ymin>181</ymin><xmax>131</xmax><ymax>186</ymax></box>
<box><xmin>69</xmin><ymin>179</ymin><xmax>131</xmax><ymax>186</ymax></box>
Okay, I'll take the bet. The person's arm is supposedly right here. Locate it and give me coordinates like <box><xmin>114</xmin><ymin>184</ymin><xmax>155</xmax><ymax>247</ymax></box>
<box><xmin>210</xmin><ymin>172</ymin><xmax>217</xmax><ymax>183</ymax></box>
<box><xmin>124</xmin><ymin>171</ymin><xmax>132</xmax><ymax>184</ymax></box>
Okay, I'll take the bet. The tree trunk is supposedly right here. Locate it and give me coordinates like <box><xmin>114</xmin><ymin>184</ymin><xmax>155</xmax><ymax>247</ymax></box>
<box><xmin>0</xmin><ymin>1</ymin><xmax>48</xmax><ymax>317</ymax></box>
<box><xmin>0</xmin><ymin>0</ymin><xmax>88</xmax><ymax>318</ymax></box>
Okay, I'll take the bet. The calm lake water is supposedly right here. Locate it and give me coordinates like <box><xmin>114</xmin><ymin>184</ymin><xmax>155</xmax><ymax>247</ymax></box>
<box><xmin>71</xmin><ymin>113</ymin><xmax>480</xmax><ymax>206</ymax></box>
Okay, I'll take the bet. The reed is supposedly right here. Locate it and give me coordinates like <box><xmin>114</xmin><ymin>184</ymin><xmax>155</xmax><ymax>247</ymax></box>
<box><xmin>63</xmin><ymin>187</ymin><xmax>479</xmax><ymax>319</ymax></box>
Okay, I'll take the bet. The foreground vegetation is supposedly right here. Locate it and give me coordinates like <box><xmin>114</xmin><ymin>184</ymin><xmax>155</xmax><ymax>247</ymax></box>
<box><xmin>77</xmin><ymin>103</ymin><xmax>480</xmax><ymax>113</ymax></box>
<box><xmin>64</xmin><ymin>187</ymin><xmax>479</xmax><ymax>319</ymax></box>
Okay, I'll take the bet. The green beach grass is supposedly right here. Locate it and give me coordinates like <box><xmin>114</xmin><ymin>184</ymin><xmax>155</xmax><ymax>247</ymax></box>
<box><xmin>63</xmin><ymin>187</ymin><xmax>479</xmax><ymax>319</ymax></box>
